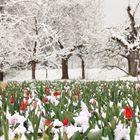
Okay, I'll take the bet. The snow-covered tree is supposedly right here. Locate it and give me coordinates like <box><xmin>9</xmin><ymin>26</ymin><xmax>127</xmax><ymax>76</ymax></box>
<box><xmin>46</xmin><ymin>0</ymin><xmax>103</xmax><ymax>79</ymax></box>
<box><xmin>0</xmin><ymin>0</ymin><xmax>23</xmax><ymax>80</ymax></box>
<box><xmin>0</xmin><ymin>0</ymin><xmax>103</xmax><ymax>80</ymax></box>
<box><xmin>5</xmin><ymin>0</ymin><xmax>68</xmax><ymax>79</ymax></box>
<box><xmin>96</xmin><ymin>3</ymin><xmax>140</xmax><ymax>77</ymax></box>
<box><xmin>112</xmin><ymin>4</ymin><xmax>140</xmax><ymax>77</ymax></box>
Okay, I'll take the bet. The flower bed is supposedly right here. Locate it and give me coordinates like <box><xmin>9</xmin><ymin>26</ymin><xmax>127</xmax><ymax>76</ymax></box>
<box><xmin>0</xmin><ymin>80</ymin><xmax>140</xmax><ymax>140</ymax></box>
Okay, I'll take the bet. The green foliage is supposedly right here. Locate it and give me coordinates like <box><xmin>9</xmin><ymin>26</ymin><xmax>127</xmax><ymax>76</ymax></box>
<box><xmin>0</xmin><ymin>80</ymin><xmax>140</xmax><ymax>139</ymax></box>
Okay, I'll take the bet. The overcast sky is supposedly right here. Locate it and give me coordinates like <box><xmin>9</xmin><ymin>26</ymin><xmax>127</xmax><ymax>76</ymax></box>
<box><xmin>104</xmin><ymin>0</ymin><xmax>140</xmax><ymax>27</ymax></box>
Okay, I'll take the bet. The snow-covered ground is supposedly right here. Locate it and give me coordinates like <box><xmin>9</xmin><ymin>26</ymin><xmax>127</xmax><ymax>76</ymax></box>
<box><xmin>4</xmin><ymin>68</ymin><xmax>138</xmax><ymax>81</ymax></box>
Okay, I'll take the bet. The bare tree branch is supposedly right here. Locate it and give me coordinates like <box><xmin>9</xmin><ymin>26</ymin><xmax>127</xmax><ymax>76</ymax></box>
<box><xmin>58</xmin><ymin>39</ymin><xmax>64</xmax><ymax>49</ymax></box>
<box><xmin>103</xmin><ymin>65</ymin><xmax>129</xmax><ymax>75</ymax></box>
<box><xmin>119</xmin><ymin>54</ymin><xmax>128</xmax><ymax>59</ymax></box>
<box><xmin>133</xmin><ymin>1</ymin><xmax>140</xmax><ymax>17</ymax></box>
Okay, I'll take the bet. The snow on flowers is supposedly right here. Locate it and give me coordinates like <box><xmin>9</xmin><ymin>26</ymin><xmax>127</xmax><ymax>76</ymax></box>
<box><xmin>0</xmin><ymin>81</ymin><xmax>140</xmax><ymax>139</ymax></box>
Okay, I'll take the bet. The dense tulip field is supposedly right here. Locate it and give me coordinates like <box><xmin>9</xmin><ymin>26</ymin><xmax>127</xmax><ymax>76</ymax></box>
<box><xmin>0</xmin><ymin>80</ymin><xmax>140</xmax><ymax>140</ymax></box>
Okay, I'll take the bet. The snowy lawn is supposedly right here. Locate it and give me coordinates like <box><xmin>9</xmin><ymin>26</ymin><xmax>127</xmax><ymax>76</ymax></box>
<box><xmin>4</xmin><ymin>68</ymin><xmax>138</xmax><ymax>81</ymax></box>
<box><xmin>0</xmin><ymin>80</ymin><xmax>140</xmax><ymax>140</ymax></box>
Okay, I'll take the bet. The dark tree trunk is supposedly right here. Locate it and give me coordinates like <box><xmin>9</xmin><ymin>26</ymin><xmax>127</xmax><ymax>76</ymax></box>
<box><xmin>81</xmin><ymin>58</ymin><xmax>85</xmax><ymax>79</ymax></box>
<box><xmin>62</xmin><ymin>58</ymin><xmax>69</xmax><ymax>79</ymax></box>
<box><xmin>30</xmin><ymin>17</ymin><xmax>38</xmax><ymax>80</ymax></box>
<box><xmin>128</xmin><ymin>51</ymin><xmax>139</xmax><ymax>76</ymax></box>
<box><xmin>127</xmin><ymin>6</ymin><xmax>139</xmax><ymax>77</ymax></box>
<box><xmin>46</xmin><ymin>69</ymin><xmax>48</xmax><ymax>79</ymax></box>
<box><xmin>0</xmin><ymin>71</ymin><xmax>4</xmax><ymax>81</ymax></box>
<box><xmin>31</xmin><ymin>61</ymin><xmax>36</xmax><ymax>79</ymax></box>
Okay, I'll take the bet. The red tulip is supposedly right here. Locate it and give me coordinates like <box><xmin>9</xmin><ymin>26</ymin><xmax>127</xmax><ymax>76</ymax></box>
<box><xmin>10</xmin><ymin>97</ymin><xmax>14</xmax><ymax>105</ymax></box>
<box><xmin>76</xmin><ymin>90</ymin><xmax>80</xmax><ymax>95</ymax></box>
<box><xmin>125</xmin><ymin>106</ymin><xmax>133</xmax><ymax>119</ymax></box>
<box><xmin>1</xmin><ymin>89</ymin><xmax>4</xmax><ymax>96</ymax></box>
<box><xmin>26</xmin><ymin>91</ymin><xmax>30</xmax><ymax>99</ymax></box>
<box><xmin>25</xmin><ymin>100</ymin><xmax>28</xmax><ymax>107</ymax></box>
<box><xmin>21</xmin><ymin>100</ymin><xmax>26</xmax><ymax>111</ymax></box>
<box><xmin>43</xmin><ymin>97</ymin><xmax>48</xmax><ymax>102</ymax></box>
<box><xmin>45</xmin><ymin>87</ymin><xmax>50</xmax><ymax>94</ymax></box>
<box><xmin>63</xmin><ymin>117</ymin><xmax>68</xmax><ymax>126</ymax></box>
<box><xmin>45</xmin><ymin>118</ymin><xmax>52</xmax><ymax>126</ymax></box>
<box><xmin>53</xmin><ymin>91</ymin><xmax>60</xmax><ymax>96</ymax></box>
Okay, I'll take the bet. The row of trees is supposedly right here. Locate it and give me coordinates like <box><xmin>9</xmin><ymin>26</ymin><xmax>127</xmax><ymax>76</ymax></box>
<box><xmin>0</xmin><ymin>0</ymin><xmax>102</xmax><ymax>80</ymax></box>
<box><xmin>2</xmin><ymin>0</ymin><xmax>140</xmax><ymax>80</ymax></box>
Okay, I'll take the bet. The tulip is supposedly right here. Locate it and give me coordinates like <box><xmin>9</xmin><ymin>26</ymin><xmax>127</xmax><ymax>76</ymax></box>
<box><xmin>53</xmin><ymin>91</ymin><xmax>60</xmax><ymax>96</ymax></box>
<box><xmin>26</xmin><ymin>91</ymin><xmax>30</xmax><ymax>99</ymax></box>
<box><xmin>25</xmin><ymin>100</ymin><xmax>28</xmax><ymax>107</ymax></box>
<box><xmin>90</xmin><ymin>101</ymin><xmax>96</xmax><ymax>106</ymax></box>
<box><xmin>1</xmin><ymin>81</ymin><xmax>6</xmax><ymax>89</ymax></box>
<box><xmin>125</xmin><ymin>106</ymin><xmax>133</xmax><ymax>119</ymax></box>
<box><xmin>74</xmin><ymin>95</ymin><xmax>79</xmax><ymax>102</ymax></box>
<box><xmin>63</xmin><ymin>117</ymin><xmax>68</xmax><ymax>126</ymax></box>
<box><xmin>76</xmin><ymin>83</ymin><xmax>80</xmax><ymax>86</ymax></box>
<box><xmin>43</xmin><ymin>97</ymin><xmax>48</xmax><ymax>102</ymax></box>
<box><xmin>20</xmin><ymin>100</ymin><xmax>26</xmax><ymax>111</ymax></box>
<box><xmin>10</xmin><ymin>97</ymin><xmax>14</xmax><ymax>105</ymax></box>
<box><xmin>45</xmin><ymin>87</ymin><xmax>50</xmax><ymax>94</ymax></box>
<box><xmin>1</xmin><ymin>89</ymin><xmax>4</xmax><ymax>96</ymax></box>
<box><xmin>76</xmin><ymin>90</ymin><xmax>80</xmax><ymax>95</ymax></box>
<box><xmin>45</xmin><ymin>118</ymin><xmax>52</xmax><ymax>126</ymax></box>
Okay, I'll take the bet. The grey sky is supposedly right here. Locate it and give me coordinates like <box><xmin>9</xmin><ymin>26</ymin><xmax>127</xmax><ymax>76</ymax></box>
<box><xmin>104</xmin><ymin>0</ymin><xmax>140</xmax><ymax>27</ymax></box>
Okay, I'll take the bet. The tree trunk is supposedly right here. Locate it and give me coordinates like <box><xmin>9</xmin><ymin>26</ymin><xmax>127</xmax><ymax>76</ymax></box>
<box><xmin>46</xmin><ymin>69</ymin><xmax>48</xmax><ymax>79</ymax></box>
<box><xmin>128</xmin><ymin>51</ymin><xmax>139</xmax><ymax>77</ymax></box>
<box><xmin>81</xmin><ymin>58</ymin><xmax>85</xmax><ymax>79</ymax></box>
<box><xmin>31</xmin><ymin>61</ymin><xmax>36</xmax><ymax>79</ymax></box>
<box><xmin>0</xmin><ymin>71</ymin><xmax>4</xmax><ymax>81</ymax></box>
<box><xmin>62</xmin><ymin>58</ymin><xmax>69</xmax><ymax>79</ymax></box>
